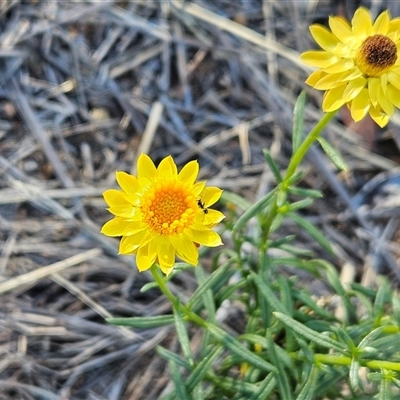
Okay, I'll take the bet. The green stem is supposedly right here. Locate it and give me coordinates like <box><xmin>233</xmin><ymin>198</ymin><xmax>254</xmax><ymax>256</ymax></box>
<box><xmin>285</xmin><ymin>110</ymin><xmax>337</xmax><ymax>181</ymax></box>
<box><xmin>150</xmin><ymin>264</ymin><xmax>206</xmax><ymax>327</ymax></box>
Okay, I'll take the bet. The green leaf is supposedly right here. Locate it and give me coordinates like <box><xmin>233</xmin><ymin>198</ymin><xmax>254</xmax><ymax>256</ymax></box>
<box><xmin>250</xmin><ymin>271</ymin><xmax>288</xmax><ymax>314</ymax></box>
<box><xmin>267</xmin><ymin>330</ymin><xmax>292</xmax><ymax>400</ymax></box>
<box><xmin>206</xmin><ymin>322</ymin><xmax>277</xmax><ymax>373</ymax></box>
<box><xmin>169</xmin><ymin>359</ymin><xmax>190</xmax><ymax>400</ymax></box>
<box><xmin>106</xmin><ymin>315</ymin><xmax>174</xmax><ymax>328</ymax></box>
<box><xmin>221</xmin><ymin>190</ymin><xmax>252</xmax><ymax>210</ymax></box>
<box><xmin>232</xmin><ymin>190</ymin><xmax>277</xmax><ymax>234</ymax></box>
<box><xmin>157</xmin><ymin>346</ymin><xmax>191</xmax><ymax>369</ymax></box>
<box><xmin>193</xmin><ymin>265</ymin><xmax>217</xmax><ymax>323</ymax></box>
<box><xmin>349</xmin><ymin>358</ymin><xmax>362</xmax><ymax>392</ymax></box>
<box><xmin>317</xmin><ymin>137</ymin><xmax>347</xmax><ymax>171</ymax></box>
<box><xmin>173</xmin><ymin>303</ymin><xmax>194</xmax><ymax>365</ymax></box>
<box><xmin>287</xmin><ymin>186</ymin><xmax>323</xmax><ymax>199</ymax></box>
<box><xmin>273</xmin><ymin>312</ymin><xmax>345</xmax><ymax>353</ymax></box>
<box><xmin>263</xmin><ymin>148</ymin><xmax>282</xmax><ymax>183</ymax></box>
<box><xmin>292</xmin><ymin>91</ymin><xmax>306</xmax><ymax>155</ymax></box>
<box><xmin>185</xmin><ymin>346</ymin><xmax>223</xmax><ymax>392</ymax></box>
<box><xmin>249</xmin><ymin>373</ymin><xmax>276</xmax><ymax>400</ymax></box>
<box><xmin>140</xmin><ymin>281</ymin><xmax>159</xmax><ymax>292</ymax></box>
<box><xmin>189</xmin><ymin>261</ymin><xmax>233</xmax><ymax>310</ymax></box>
<box><xmin>287</xmin><ymin>212</ymin><xmax>333</xmax><ymax>254</ymax></box>
<box><xmin>379</xmin><ymin>376</ymin><xmax>392</xmax><ymax>400</ymax></box>
<box><xmin>286</xmin><ymin>198</ymin><xmax>314</xmax><ymax>212</ymax></box>
<box><xmin>295</xmin><ymin>364</ymin><xmax>318</xmax><ymax>400</ymax></box>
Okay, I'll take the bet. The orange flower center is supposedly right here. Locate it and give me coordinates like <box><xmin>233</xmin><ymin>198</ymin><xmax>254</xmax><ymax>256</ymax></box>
<box><xmin>141</xmin><ymin>181</ymin><xmax>198</xmax><ymax>236</ymax></box>
<box><xmin>356</xmin><ymin>34</ymin><xmax>397</xmax><ymax>77</ymax></box>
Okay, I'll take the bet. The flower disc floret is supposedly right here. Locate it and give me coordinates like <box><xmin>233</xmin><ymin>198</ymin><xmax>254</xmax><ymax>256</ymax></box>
<box><xmin>100</xmin><ymin>154</ymin><xmax>225</xmax><ymax>275</ymax></box>
<box><xmin>300</xmin><ymin>7</ymin><xmax>400</xmax><ymax>127</ymax></box>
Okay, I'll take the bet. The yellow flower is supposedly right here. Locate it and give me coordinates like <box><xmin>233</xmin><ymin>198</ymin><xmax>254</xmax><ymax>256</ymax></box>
<box><xmin>101</xmin><ymin>154</ymin><xmax>225</xmax><ymax>275</ymax></box>
<box><xmin>300</xmin><ymin>7</ymin><xmax>400</xmax><ymax>127</ymax></box>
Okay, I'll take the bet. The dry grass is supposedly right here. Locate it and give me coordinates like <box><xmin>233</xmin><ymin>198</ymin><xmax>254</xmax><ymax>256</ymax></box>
<box><xmin>1</xmin><ymin>1</ymin><xmax>400</xmax><ymax>399</ymax></box>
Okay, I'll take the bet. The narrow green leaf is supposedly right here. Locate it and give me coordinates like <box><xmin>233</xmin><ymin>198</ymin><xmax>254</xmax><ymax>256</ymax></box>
<box><xmin>169</xmin><ymin>359</ymin><xmax>190</xmax><ymax>400</ymax></box>
<box><xmin>263</xmin><ymin>148</ymin><xmax>283</xmax><ymax>183</ymax></box>
<box><xmin>287</xmin><ymin>212</ymin><xmax>333</xmax><ymax>254</ymax></box>
<box><xmin>193</xmin><ymin>265</ymin><xmax>217</xmax><ymax>323</ymax></box>
<box><xmin>294</xmin><ymin>290</ymin><xmax>336</xmax><ymax>321</ymax></box>
<box><xmin>173</xmin><ymin>303</ymin><xmax>194</xmax><ymax>365</ymax></box>
<box><xmin>273</xmin><ymin>312</ymin><xmax>345</xmax><ymax>353</ymax></box>
<box><xmin>206</xmin><ymin>323</ymin><xmax>277</xmax><ymax>373</ymax></box>
<box><xmin>233</xmin><ymin>190</ymin><xmax>277</xmax><ymax>234</ymax></box>
<box><xmin>292</xmin><ymin>91</ymin><xmax>306</xmax><ymax>155</ymax></box>
<box><xmin>157</xmin><ymin>346</ymin><xmax>191</xmax><ymax>369</ymax></box>
<box><xmin>249</xmin><ymin>373</ymin><xmax>276</xmax><ymax>400</ymax></box>
<box><xmin>287</xmin><ymin>186</ymin><xmax>323</xmax><ymax>198</ymax></box>
<box><xmin>317</xmin><ymin>137</ymin><xmax>347</xmax><ymax>171</ymax></box>
<box><xmin>140</xmin><ymin>281</ymin><xmax>159</xmax><ymax>292</ymax></box>
<box><xmin>106</xmin><ymin>315</ymin><xmax>174</xmax><ymax>328</ymax></box>
<box><xmin>349</xmin><ymin>358</ymin><xmax>361</xmax><ymax>392</ymax></box>
<box><xmin>189</xmin><ymin>261</ymin><xmax>233</xmax><ymax>309</ymax></box>
<box><xmin>267</xmin><ymin>330</ymin><xmax>292</xmax><ymax>400</ymax></box>
<box><xmin>286</xmin><ymin>198</ymin><xmax>314</xmax><ymax>212</ymax></box>
<box><xmin>250</xmin><ymin>271</ymin><xmax>288</xmax><ymax>314</ymax></box>
<box><xmin>379</xmin><ymin>377</ymin><xmax>392</xmax><ymax>400</ymax></box>
<box><xmin>186</xmin><ymin>346</ymin><xmax>223</xmax><ymax>392</ymax></box>
<box><xmin>221</xmin><ymin>190</ymin><xmax>252</xmax><ymax>211</ymax></box>
<box><xmin>295</xmin><ymin>364</ymin><xmax>318</xmax><ymax>400</ymax></box>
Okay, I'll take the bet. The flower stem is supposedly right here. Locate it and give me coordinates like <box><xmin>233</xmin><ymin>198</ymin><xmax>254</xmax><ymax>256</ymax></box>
<box><xmin>285</xmin><ymin>110</ymin><xmax>338</xmax><ymax>181</ymax></box>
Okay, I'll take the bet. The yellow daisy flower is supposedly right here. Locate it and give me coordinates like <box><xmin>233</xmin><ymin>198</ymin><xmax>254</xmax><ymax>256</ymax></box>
<box><xmin>101</xmin><ymin>154</ymin><xmax>224</xmax><ymax>275</ymax></box>
<box><xmin>300</xmin><ymin>7</ymin><xmax>400</xmax><ymax>127</ymax></box>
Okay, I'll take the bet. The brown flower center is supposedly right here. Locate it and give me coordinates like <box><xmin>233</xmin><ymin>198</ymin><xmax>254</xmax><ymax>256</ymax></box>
<box><xmin>356</xmin><ymin>34</ymin><xmax>397</xmax><ymax>77</ymax></box>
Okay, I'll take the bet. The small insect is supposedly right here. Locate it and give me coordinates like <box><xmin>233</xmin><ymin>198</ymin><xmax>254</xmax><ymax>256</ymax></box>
<box><xmin>197</xmin><ymin>199</ymin><xmax>208</xmax><ymax>214</ymax></box>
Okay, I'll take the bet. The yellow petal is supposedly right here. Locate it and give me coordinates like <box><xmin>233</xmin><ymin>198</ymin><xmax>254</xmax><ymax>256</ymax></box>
<box><xmin>136</xmin><ymin>243</ymin><xmax>157</xmax><ymax>272</ymax></box>
<box><xmin>305</xmin><ymin>70</ymin><xmax>325</xmax><ymax>87</ymax></box>
<box><xmin>369</xmin><ymin>106</ymin><xmax>390</xmax><ymax>127</ymax></box>
<box><xmin>372</xmin><ymin>10</ymin><xmax>390</xmax><ymax>35</ymax></box>
<box><xmin>156</xmin><ymin>237</ymin><xmax>175</xmax><ymax>272</ymax></box>
<box><xmin>116</xmin><ymin>171</ymin><xmax>141</xmax><ymax>194</ymax></box>
<box><xmin>329</xmin><ymin>15</ymin><xmax>352</xmax><ymax>44</ymax></box>
<box><xmin>178</xmin><ymin>160</ymin><xmax>199</xmax><ymax>185</ymax></box>
<box><xmin>312</xmin><ymin>72</ymin><xmax>350</xmax><ymax>90</ymax></box>
<box><xmin>137</xmin><ymin>153</ymin><xmax>156</xmax><ymax>182</ymax></box>
<box><xmin>107</xmin><ymin>205</ymin><xmax>135</xmax><ymax>218</ymax></box>
<box><xmin>377</xmin><ymin>87</ymin><xmax>394</xmax><ymax>116</ymax></box>
<box><xmin>299</xmin><ymin>51</ymin><xmax>337</xmax><ymax>68</ymax></box>
<box><xmin>343</xmin><ymin>76</ymin><xmax>366</xmax><ymax>102</ymax></box>
<box><xmin>322</xmin><ymin>59</ymin><xmax>355</xmax><ymax>73</ymax></box>
<box><xmin>119</xmin><ymin>235</ymin><xmax>141</xmax><ymax>254</ymax></box>
<box><xmin>201</xmin><ymin>187</ymin><xmax>223</xmax><ymax>207</ymax></box>
<box><xmin>368</xmin><ymin>78</ymin><xmax>380</xmax><ymax>107</ymax></box>
<box><xmin>351</xmin><ymin>7</ymin><xmax>372</xmax><ymax>37</ymax></box>
<box><xmin>192</xmin><ymin>181</ymin><xmax>206</xmax><ymax>197</ymax></box>
<box><xmin>388</xmin><ymin>18</ymin><xmax>400</xmax><ymax>38</ymax></box>
<box><xmin>388</xmin><ymin>71</ymin><xmax>400</xmax><ymax>90</ymax></box>
<box><xmin>387</xmin><ymin>85</ymin><xmax>400</xmax><ymax>108</ymax></box>
<box><xmin>101</xmin><ymin>217</ymin><xmax>128</xmax><ymax>237</ymax></box>
<box><xmin>170</xmin><ymin>235</ymin><xmax>198</xmax><ymax>266</ymax></box>
<box><xmin>185</xmin><ymin>228</ymin><xmax>223</xmax><ymax>247</ymax></box>
<box><xmin>103</xmin><ymin>189</ymin><xmax>130</xmax><ymax>207</ymax></box>
<box><xmin>322</xmin><ymin>86</ymin><xmax>347</xmax><ymax>111</ymax></box>
<box><xmin>157</xmin><ymin>155</ymin><xmax>178</xmax><ymax>180</ymax></box>
<box><xmin>309</xmin><ymin>24</ymin><xmax>339</xmax><ymax>51</ymax></box>
<box><xmin>350</xmin><ymin>88</ymin><xmax>370</xmax><ymax>121</ymax></box>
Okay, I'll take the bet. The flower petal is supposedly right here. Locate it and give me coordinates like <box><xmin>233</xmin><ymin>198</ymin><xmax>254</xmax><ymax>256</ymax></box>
<box><xmin>156</xmin><ymin>237</ymin><xmax>176</xmax><ymax>272</ymax></box>
<box><xmin>343</xmin><ymin>76</ymin><xmax>367</xmax><ymax>102</ymax></box>
<box><xmin>101</xmin><ymin>217</ymin><xmax>129</xmax><ymax>237</ymax></box>
<box><xmin>372</xmin><ymin>10</ymin><xmax>390</xmax><ymax>35</ymax></box>
<box><xmin>103</xmin><ymin>189</ymin><xmax>130</xmax><ymax>207</ymax></box>
<box><xmin>136</xmin><ymin>243</ymin><xmax>157</xmax><ymax>272</ymax></box>
<box><xmin>185</xmin><ymin>228</ymin><xmax>223</xmax><ymax>247</ymax></box>
<box><xmin>351</xmin><ymin>7</ymin><xmax>372</xmax><ymax>37</ymax></box>
<box><xmin>350</xmin><ymin>88</ymin><xmax>370</xmax><ymax>121</ymax></box>
<box><xmin>387</xmin><ymin>85</ymin><xmax>400</xmax><ymax>108</ymax></box>
<box><xmin>369</xmin><ymin>106</ymin><xmax>390</xmax><ymax>127</ymax></box>
<box><xmin>157</xmin><ymin>155</ymin><xmax>178</xmax><ymax>180</ymax></box>
<box><xmin>137</xmin><ymin>153</ymin><xmax>156</xmax><ymax>182</ymax></box>
<box><xmin>170</xmin><ymin>235</ymin><xmax>198</xmax><ymax>266</ymax></box>
<box><xmin>322</xmin><ymin>86</ymin><xmax>347</xmax><ymax>111</ymax></box>
<box><xmin>309</xmin><ymin>24</ymin><xmax>339</xmax><ymax>51</ymax></box>
<box><xmin>328</xmin><ymin>15</ymin><xmax>352</xmax><ymax>44</ymax></box>
<box><xmin>116</xmin><ymin>171</ymin><xmax>141</xmax><ymax>194</ymax></box>
<box><xmin>178</xmin><ymin>160</ymin><xmax>199</xmax><ymax>185</ymax></box>
<box><xmin>300</xmin><ymin>50</ymin><xmax>337</xmax><ymax>68</ymax></box>
<box><xmin>201</xmin><ymin>187</ymin><xmax>223</xmax><ymax>207</ymax></box>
